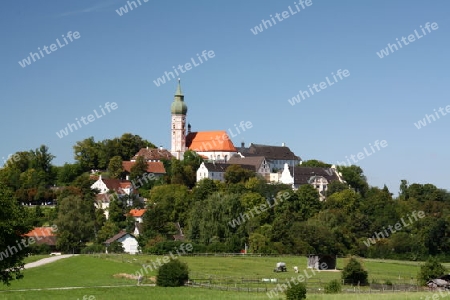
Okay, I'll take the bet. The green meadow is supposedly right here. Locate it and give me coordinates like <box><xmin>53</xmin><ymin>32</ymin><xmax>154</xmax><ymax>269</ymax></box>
<box><xmin>0</xmin><ymin>255</ymin><xmax>444</xmax><ymax>300</ymax></box>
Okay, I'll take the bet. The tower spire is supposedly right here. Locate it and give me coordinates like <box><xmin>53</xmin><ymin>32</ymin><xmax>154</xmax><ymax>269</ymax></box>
<box><xmin>175</xmin><ymin>78</ymin><xmax>182</xmax><ymax>96</ymax></box>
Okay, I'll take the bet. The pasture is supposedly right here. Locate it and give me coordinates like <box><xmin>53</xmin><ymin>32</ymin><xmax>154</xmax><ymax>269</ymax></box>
<box><xmin>0</xmin><ymin>254</ymin><xmax>444</xmax><ymax>299</ymax></box>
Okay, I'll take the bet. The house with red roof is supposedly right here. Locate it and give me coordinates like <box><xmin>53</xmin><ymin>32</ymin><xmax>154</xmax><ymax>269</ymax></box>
<box><xmin>24</xmin><ymin>226</ymin><xmax>58</xmax><ymax>250</ymax></box>
<box><xmin>121</xmin><ymin>160</ymin><xmax>166</xmax><ymax>181</ymax></box>
<box><xmin>128</xmin><ymin>209</ymin><xmax>146</xmax><ymax>235</ymax></box>
<box><xmin>91</xmin><ymin>175</ymin><xmax>133</xmax><ymax>219</ymax></box>
<box><xmin>131</xmin><ymin>147</ymin><xmax>173</xmax><ymax>162</ymax></box>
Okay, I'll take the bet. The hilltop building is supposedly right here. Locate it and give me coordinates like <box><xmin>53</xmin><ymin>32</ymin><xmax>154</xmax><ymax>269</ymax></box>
<box><xmin>170</xmin><ymin>79</ymin><xmax>237</xmax><ymax>161</ymax></box>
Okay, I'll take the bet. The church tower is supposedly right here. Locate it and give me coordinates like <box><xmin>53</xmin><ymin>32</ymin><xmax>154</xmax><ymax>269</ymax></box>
<box><xmin>170</xmin><ymin>79</ymin><xmax>188</xmax><ymax>159</ymax></box>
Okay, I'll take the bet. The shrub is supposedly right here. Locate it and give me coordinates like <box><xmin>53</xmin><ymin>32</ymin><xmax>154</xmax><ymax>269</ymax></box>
<box><xmin>29</xmin><ymin>243</ymin><xmax>51</xmax><ymax>255</ymax></box>
<box><xmin>285</xmin><ymin>282</ymin><xmax>307</xmax><ymax>300</ymax></box>
<box><xmin>108</xmin><ymin>241</ymin><xmax>125</xmax><ymax>253</ymax></box>
<box><xmin>418</xmin><ymin>257</ymin><xmax>447</xmax><ymax>286</ymax></box>
<box><xmin>156</xmin><ymin>259</ymin><xmax>189</xmax><ymax>287</ymax></box>
<box><xmin>341</xmin><ymin>257</ymin><xmax>368</xmax><ymax>285</ymax></box>
<box><xmin>324</xmin><ymin>279</ymin><xmax>342</xmax><ymax>293</ymax></box>
<box><xmin>81</xmin><ymin>243</ymin><xmax>104</xmax><ymax>254</ymax></box>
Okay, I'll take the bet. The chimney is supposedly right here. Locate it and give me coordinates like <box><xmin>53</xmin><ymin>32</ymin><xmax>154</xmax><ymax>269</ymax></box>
<box><xmin>241</xmin><ymin>141</ymin><xmax>245</xmax><ymax>148</ymax></box>
<box><xmin>281</xmin><ymin>142</ymin><xmax>285</xmax><ymax>147</ymax></box>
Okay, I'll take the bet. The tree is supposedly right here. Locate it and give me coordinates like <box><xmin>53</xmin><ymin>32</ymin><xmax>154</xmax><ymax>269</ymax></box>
<box><xmin>74</xmin><ymin>134</ymin><xmax>155</xmax><ymax>171</ymax></box>
<box><xmin>418</xmin><ymin>257</ymin><xmax>447</xmax><ymax>286</ymax></box>
<box><xmin>56</xmin><ymin>163</ymin><xmax>83</xmax><ymax>186</ymax></box>
<box><xmin>156</xmin><ymin>259</ymin><xmax>189</xmax><ymax>287</ymax></box>
<box><xmin>55</xmin><ymin>195</ymin><xmax>96</xmax><ymax>253</ymax></box>
<box><xmin>108</xmin><ymin>199</ymin><xmax>127</xmax><ymax>229</ymax></box>
<box><xmin>96</xmin><ymin>221</ymin><xmax>119</xmax><ymax>245</ymax></box>
<box><xmin>0</xmin><ymin>183</ymin><xmax>32</xmax><ymax>285</ymax></box>
<box><xmin>107</xmin><ymin>156</ymin><xmax>123</xmax><ymax>179</ymax></box>
<box><xmin>424</xmin><ymin>219</ymin><xmax>450</xmax><ymax>255</ymax></box>
<box><xmin>29</xmin><ymin>145</ymin><xmax>55</xmax><ymax>184</ymax></box>
<box><xmin>337</xmin><ymin>165</ymin><xmax>368</xmax><ymax>196</ymax></box>
<box><xmin>341</xmin><ymin>257</ymin><xmax>368</xmax><ymax>285</ymax></box>
<box><xmin>130</xmin><ymin>156</ymin><xmax>147</xmax><ymax>181</ymax></box>
<box><xmin>326</xmin><ymin>181</ymin><xmax>349</xmax><ymax>197</ymax></box>
<box><xmin>224</xmin><ymin>165</ymin><xmax>255</xmax><ymax>184</ymax></box>
<box><xmin>299</xmin><ymin>159</ymin><xmax>331</xmax><ymax>168</ymax></box>
<box><xmin>74</xmin><ymin>137</ymin><xmax>101</xmax><ymax>171</ymax></box>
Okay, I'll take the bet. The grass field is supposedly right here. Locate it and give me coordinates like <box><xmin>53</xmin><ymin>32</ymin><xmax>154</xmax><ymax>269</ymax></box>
<box><xmin>0</xmin><ymin>254</ymin><xmax>443</xmax><ymax>299</ymax></box>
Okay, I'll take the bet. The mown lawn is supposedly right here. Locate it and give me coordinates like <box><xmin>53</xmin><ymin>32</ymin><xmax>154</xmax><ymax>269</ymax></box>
<box><xmin>0</xmin><ymin>255</ymin><xmax>436</xmax><ymax>299</ymax></box>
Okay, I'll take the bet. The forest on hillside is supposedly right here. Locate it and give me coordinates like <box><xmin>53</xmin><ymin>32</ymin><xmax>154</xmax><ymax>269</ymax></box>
<box><xmin>1</xmin><ymin>133</ymin><xmax>450</xmax><ymax>261</ymax></box>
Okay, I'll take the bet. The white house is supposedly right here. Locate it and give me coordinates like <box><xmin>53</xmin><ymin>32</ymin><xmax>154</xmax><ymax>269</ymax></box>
<box><xmin>276</xmin><ymin>163</ymin><xmax>344</xmax><ymax>200</ymax></box>
<box><xmin>91</xmin><ymin>175</ymin><xmax>133</xmax><ymax>195</ymax></box>
<box><xmin>105</xmin><ymin>231</ymin><xmax>139</xmax><ymax>254</ymax></box>
<box><xmin>129</xmin><ymin>209</ymin><xmax>146</xmax><ymax>236</ymax></box>
<box><xmin>91</xmin><ymin>176</ymin><xmax>133</xmax><ymax>219</ymax></box>
<box><xmin>196</xmin><ymin>162</ymin><xmax>229</xmax><ymax>182</ymax></box>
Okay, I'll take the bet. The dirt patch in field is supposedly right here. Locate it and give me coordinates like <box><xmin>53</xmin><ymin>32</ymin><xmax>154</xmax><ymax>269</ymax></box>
<box><xmin>114</xmin><ymin>273</ymin><xmax>139</xmax><ymax>280</ymax></box>
<box><xmin>113</xmin><ymin>273</ymin><xmax>156</xmax><ymax>282</ymax></box>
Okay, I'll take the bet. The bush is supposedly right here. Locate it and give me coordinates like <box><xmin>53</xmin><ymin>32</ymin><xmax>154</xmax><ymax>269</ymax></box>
<box><xmin>156</xmin><ymin>259</ymin><xmax>189</xmax><ymax>287</ymax></box>
<box><xmin>81</xmin><ymin>243</ymin><xmax>105</xmax><ymax>254</ymax></box>
<box><xmin>342</xmin><ymin>257</ymin><xmax>368</xmax><ymax>285</ymax></box>
<box><xmin>285</xmin><ymin>282</ymin><xmax>307</xmax><ymax>300</ymax></box>
<box><xmin>324</xmin><ymin>279</ymin><xmax>342</xmax><ymax>293</ymax></box>
<box><xmin>108</xmin><ymin>241</ymin><xmax>125</xmax><ymax>253</ymax></box>
<box><xmin>418</xmin><ymin>257</ymin><xmax>447</xmax><ymax>286</ymax></box>
<box><xmin>29</xmin><ymin>243</ymin><xmax>52</xmax><ymax>255</ymax></box>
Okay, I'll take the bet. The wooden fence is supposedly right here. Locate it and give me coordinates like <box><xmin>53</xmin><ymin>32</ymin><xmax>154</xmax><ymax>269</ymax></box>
<box><xmin>185</xmin><ymin>276</ymin><xmax>425</xmax><ymax>294</ymax></box>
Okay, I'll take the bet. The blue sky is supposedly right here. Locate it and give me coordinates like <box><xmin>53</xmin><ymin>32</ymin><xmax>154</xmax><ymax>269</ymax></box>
<box><xmin>1</xmin><ymin>0</ymin><xmax>449</xmax><ymax>195</ymax></box>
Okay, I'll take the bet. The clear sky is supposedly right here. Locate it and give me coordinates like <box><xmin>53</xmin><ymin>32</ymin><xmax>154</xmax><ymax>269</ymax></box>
<box><xmin>1</xmin><ymin>0</ymin><xmax>449</xmax><ymax>195</ymax></box>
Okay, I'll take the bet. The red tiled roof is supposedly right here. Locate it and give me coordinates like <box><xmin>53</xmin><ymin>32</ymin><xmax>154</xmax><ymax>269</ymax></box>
<box><xmin>120</xmin><ymin>182</ymin><xmax>131</xmax><ymax>189</ymax></box>
<box><xmin>132</xmin><ymin>148</ymin><xmax>173</xmax><ymax>161</ymax></box>
<box><xmin>186</xmin><ymin>131</ymin><xmax>237</xmax><ymax>152</ymax></box>
<box><xmin>129</xmin><ymin>209</ymin><xmax>147</xmax><ymax>217</ymax></box>
<box><xmin>122</xmin><ymin>161</ymin><xmax>166</xmax><ymax>174</ymax></box>
<box><xmin>24</xmin><ymin>227</ymin><xmax>56</xmax><ymax>237</ymax></box>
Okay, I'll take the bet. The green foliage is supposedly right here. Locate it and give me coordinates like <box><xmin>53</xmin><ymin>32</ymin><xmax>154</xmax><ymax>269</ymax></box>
<box><xmin>56</xmin><ymin>163</ymin><xmax>83</xmax><ymax>186</ymax></box>
<box><xmin>324</xmin><ymin>279</ymin><xmax>342</xmax><ymax>293</ymax></box>
<box><xmin>55</xmin><ymin>195</ymin><xmax>96</xmax><ymax>253</ymax></box>
<box><xmin>108</xmin><ymin>241</ymin><xmax>125</xmax><ymax>253</ymax></box>
<box><xmin>74</xmin><ymin>134</ymin><xmax>155</xmax><ymax>171</ymax></box>
<box><xmin>285</xmin><ymin>282</ymin><xmax>307</xmax><ymax>300</ymax></box>
<box><xmin>337</xmin><ymin>165</ymin><xmax>368</xmax><ymax>196</ymax></box>
<box><xmin>130</xmin><ymin>156</ymin><xmax>147</xmax><ymax>181</ymax></box>
<box><xmin>80</xmin><ymin>243</ymin><xmax>105</xmax><ymax>254</ymax></box>
<box><xmin>342</xmin><ymin>257</ymin><xmax>368</xmax><ymax>285</ymax></box>
<box><xmin>0</xmin><ymin>183</ymin><xmax>33</xmax><ymax>285</ymax></box>
<box><xmin>29</xmin><ymin>243</ymin><xmax>52</xmax><ymax>255</ymax></box>
<box><xmin>156</xmin><ymin>259</ymin><xmax>189</xmax><ymax>287</ymax></box>
<box><xmin>168</xmin><ymin>154</ymin><xmax>200</xmax><ymax>189</ymax></box>
<box><xmin>107</xmin><ymin>156</ymin><xmax>124</xmax><ymax>179</ymax></box>
<box><xmin>417</xmin><ymin>257</ymin><xmax>447</xmax><ymax>285</ymax></box>
<box><xmin>299</xmin><ymin>159</ymin><xmax>331</xmax><ymax>168</ymax></box>
<box><xmin>224</xmin><ymin>164</ymin><xmax>255</xmax><ymax>184</ymax></box>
